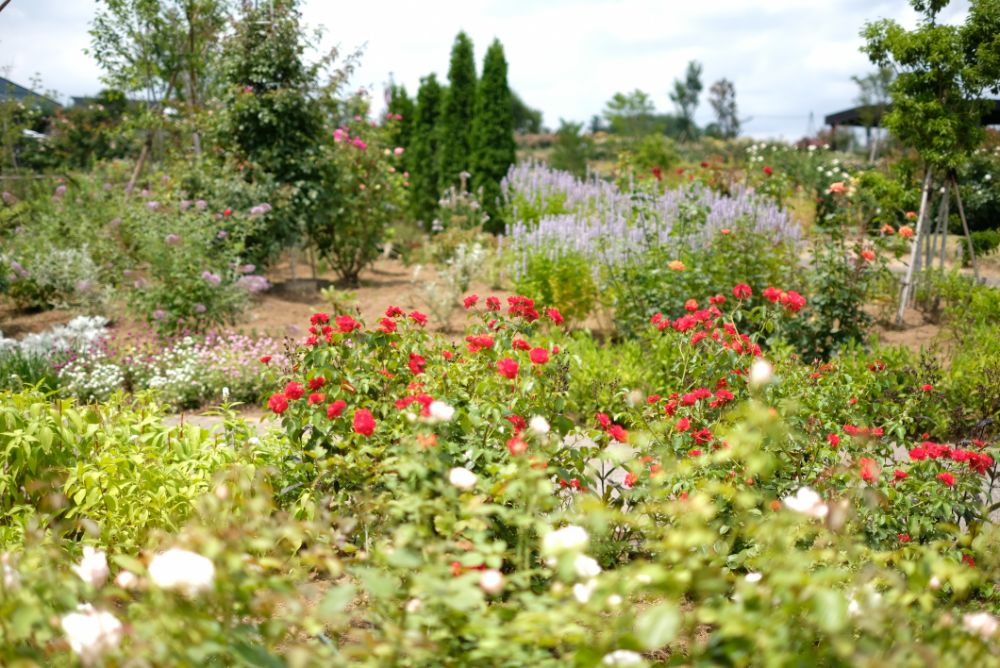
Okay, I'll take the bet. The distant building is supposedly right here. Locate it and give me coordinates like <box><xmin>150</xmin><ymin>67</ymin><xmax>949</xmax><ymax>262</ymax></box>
<box><xmin>0</xmin><ymin>76</ymin><xmax>62</xmax><ymax>110</ymax></box>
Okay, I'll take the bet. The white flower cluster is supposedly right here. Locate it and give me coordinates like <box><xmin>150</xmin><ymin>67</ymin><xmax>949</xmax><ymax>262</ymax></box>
<box><xmin>9</xmin><ymin>315</ymin><xmax>109</xmax><ymax>357</ymax></box>
<box><xmin>143</xmin><ymin>338</ymin><xmax>207</xmax><ymax>406</ymax></box>
<box><xmin>60</xmin><ymin>357</ymin><xmax>125</xmax><ymax>402</ymax></box>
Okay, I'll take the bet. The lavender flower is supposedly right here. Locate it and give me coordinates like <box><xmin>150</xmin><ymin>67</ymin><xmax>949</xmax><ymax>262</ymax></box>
<box><xmin>201</xmin><ymin>271</ymin><xmax>222</xmax><ymax>286</ymax></box>
<box><xmin>235</xmin><ymin>275</ymin><xmax>269</xmax><ymax>293</ymax></box>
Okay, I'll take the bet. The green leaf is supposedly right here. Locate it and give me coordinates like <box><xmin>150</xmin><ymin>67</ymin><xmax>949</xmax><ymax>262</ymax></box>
<box><xmin>813</xmin><ymin>589</ymin><xmax>847</xmax><ymax>633</ymax></box>
<box><xmin>635</xmin><ymin>602</ymin><xmax>680</xmax><ymax>650</ymax></box>
<box><xmin>318</xmin><ymin>583</ymin><xmax>356</xmax><ymax>622</ymax></box>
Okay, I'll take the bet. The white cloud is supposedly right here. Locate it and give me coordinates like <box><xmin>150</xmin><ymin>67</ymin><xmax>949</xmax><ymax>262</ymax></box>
<box><xmin>0</xmin><ymin>0</ymin><xmax>971</xmax><ymax>139</ymax></box>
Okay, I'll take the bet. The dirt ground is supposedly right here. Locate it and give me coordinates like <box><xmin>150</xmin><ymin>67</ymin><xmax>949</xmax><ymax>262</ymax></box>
<box><xmin>2</xmin><ymin>249</ymin><xmax>988</xmax><ymax>356</ymax></box>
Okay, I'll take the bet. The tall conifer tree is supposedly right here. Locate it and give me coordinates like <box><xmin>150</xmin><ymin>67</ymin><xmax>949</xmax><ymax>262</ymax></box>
<box><xmin>471</xmin><ymin>39</ymin><xmax>516</xmax><ymax>233</ymax></box>
<box><xmin>409</xmin><ymin>74</ymin><xmax>444</xmax><ymax>227</ymax></box>
<box><xmin>438</xmin><ymin>31</ymin><xmax>477</xmax><ymax>188</ymax></box>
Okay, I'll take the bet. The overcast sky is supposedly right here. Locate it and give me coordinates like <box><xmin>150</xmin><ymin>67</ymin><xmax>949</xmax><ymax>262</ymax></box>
<box><xmin>0</xmin><ymin>0</ymin><xmax>971</xmax><ymax>139</ymax></box>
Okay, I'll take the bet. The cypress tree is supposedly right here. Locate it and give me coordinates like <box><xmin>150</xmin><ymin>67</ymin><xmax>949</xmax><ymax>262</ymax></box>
<box><xmin>438</xmin><ymin>31</ymin><xmax>477</xmax><ymax>188</ymax></box>
<box><xmin>386</xmin><ymin>83</ymin><xmax>415</xmax><ymax>150</ymax></box>
<box><xmin>471</xmin><ymin>38</ymin><xmax>517</xmax><ymax>233</ymax></box>
<box><xmin>409</xmin><ymin>74</ymin><xmax>443</xmax><ymax>227</ymax></box>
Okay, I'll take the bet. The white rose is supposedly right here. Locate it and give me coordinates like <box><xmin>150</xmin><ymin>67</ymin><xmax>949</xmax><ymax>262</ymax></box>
<box><xmin>574</xmin><ymin>554</ymin><xmax>602</xmax><ymax>578</ymax></box>
<box><xmin>749</xmin><ymin>359</ymin><xmax>773</xmax><ymax>387</ymax></box>
<box><xmin>602</xmin><ymin>650</ymin><xmax>644</xmax><ymax>666</ymax></box>
<box><xmin>963</xmin><ymin>612</ymin><xmax>999</xmax><ymax>639</ymax></box>
<box><xmin>542</xmin><ymin>525</ymin><xmax>589</xmax><ymax>556</ymax></box>
<box><xmin>114</xmin><ymin>571</ymin><xmax>138</xmax><ymax>589</ymax></box>
<box><xmin>745</xmin><ymin>572</ymin><xmax>762</xmax><ymax>583</ymax></box>
<box><xmin>428</xmin><ymin>401</ymin><xmax>455</xmax><ymax>422</ymax></box>
<box><xmin>479</xmin><ymin>569</ymin><xmax>504</xmax><ymax>594</ymax></box>
<box><xmin>528</xmin><ymin>415</ymin><xmax>550</xmax><ymax>435</ymax></box>
<box><xmin>573</xmin><ymin>579</ymin><xmax>597</xmax><ymax>603</ymax></box>
<box><xmin>448</xmin><ymin>467</ymin><xmax>477</xmax><ymax>490</ymax></box>
<box><xmin>148</xmin><ymin>548</ymin><xmax>215</xmax><ymax>595</ymax></box>
<box><xmin>782</xmin><ymin>487</ymin><xmax>829</xmax><ymax>519</ymax></box>
<box><xmin>72</xmin><ymin>546</ymin><xmax>109</xmax><ymax>588</ymax></box>
<box><xmin>60</xmin><ymin>604</ymin><xmax>123</xmax><ymax>665</ymax></box>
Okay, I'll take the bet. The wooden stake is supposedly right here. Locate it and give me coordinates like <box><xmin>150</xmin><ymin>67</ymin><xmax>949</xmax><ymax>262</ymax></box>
<box><xmin>952</xmin><ymin>175</ymin><xmax>979</xmax><ymax>283</ymax></box>
<box><xmin>937</xmin><ymin>183</ymin><xmax>949</xmax><ymax>270</ymax></box>
<box><xmin>896</xmin><ymin>168</ymin><xmax>933</xmax><ymax>325</ymax></box>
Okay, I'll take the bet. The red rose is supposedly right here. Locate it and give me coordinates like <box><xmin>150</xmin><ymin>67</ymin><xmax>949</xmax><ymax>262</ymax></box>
<box><xmin>353</xmin><ymin>408</ymin><xmax>376</xmax><ymax>436</ymax></box>
<box><xmin>379</xmin><ymin>317</ymin><xmax>397</xmax><ymax>333</ymax></box>
<box><xmin>408</xmin><ymin>353</ymin><xmax>427</xmax><ymax>375</ymax></box>
<box><xmin>762</xmin><ymin>286</ymin><xmax>782</xmax><ymax>302</ymax></box>
<box><xmin>496</xmin><ymin>358</ymin><xmax>519</xmax><ymax>379</ymax></box>
<box><xmin>921</xmin><ymin>384</ymin><xmax>933</xmax><ymax>392</ymax></box>
<box><xmin>327</xmin><ymin>399</ymin><xmax>347</xmax><ymax>419</ymax></box>
<box><xmin>624</xmin><ymin>471</ymin><xmax>638</xmax><ymax>488</ymax></box>
<box><xmin>827</xmin><ymin>433</ymin><xmax>840</xmax><ymax>448</ymax></box>
<box><xmin>385</xmin><ymin>305</ymin><xmax>404</xmax><ymax>317</ymax></box>
<box><xmin>732</xmin><ymin>283</ymin><xmax>752</xmax><ymax>300</ymax></box>
<box><xmin>529</xmin><ymin>347</ymin><xmax>550</xmax><ymax>365</ymax></box>
<box><xmin>511</xmin><ymin>338</ymin><xmax>530</xmax><ymax>351</ymax></box>
<box><xmin>936</xmin><ymin>472</ymin><xmax>955</xmax><ymax>487</ymax></box>
<box><xmin>268</xmin><ymin>393</ymin><xmax>289</xmax><ymax>414</ymax></box>
<box><xmin>608</xmin><ymin>424</ymin><xmax>628</xmax><ymax>443</ymax></box>
<box><xmin>506</xmin><ymin>435</ymin><xmax>527</xmax><ymax>456</ymax></box>
<box><xmin>684</xmin><ymin>299</ymin><xmax>698</xmax><ymax>312</ymax></box>
<box><xmin>408</xmin><ymin>310</ymin><xmax>428</xmax><ymax>325</ymax></box>
<box><xmin>859</xmin><ymin>457</ymin><xmax>879</xmax><ymax>482</ymax></box>
<box><xmin>308</xmin><ymin>376</ymin><xmax>326</xmax><ymax>390</ymax></box>
<box><xmin>546</xmin><ymin>307</ymin><xmax>565</xmax><ymax>325</ymax></box>
<box><xmin>486</xmin><ymin>296</ymin><xmax>501</xmax><ymax>311</ymax></box>
<box><xmin>762</xmin><ymin>166</ymin><xmax>773</xmax><ymax>176</ymax></box>
<box><xmin>310</xmin><ymin>312</ymin><xmax>330</xmax><ymax>325</ymax></box>
<box><xmin>463</xmin><ymin>294</ymin><xmax>479</xmax><ymax>309</ymax></box>
<box><xmin>336</xmin><ymin>315</ymin><xmax>361</xmax><ymax>333</ymax></box>
<box><xmin>259</xmin><ymin>355</ymin><xmax>271</xmax><ymax>365</ymax></box>
<box><xmin>223</xmin><ymin>208</ymin><xmax>233</xmax><ymax>216</ymax></box>
<box><xmin>898</xmin><ymin>534</ymin><xmax>911</xmax><ymax>543</ymax></box>
<box><xmin>284</xmin><ymin>381</ymin><xmax>305</xmax><ymax>400</ymax></box>
<box><xmin>676</xmin><ymin>417</ymin><xmax>691</xmax><ymax>432</ymax></box>
<box><xmin>307</xmin><ymin>392</ymin><xmax>325</xmax><ymax>405</ymax></box>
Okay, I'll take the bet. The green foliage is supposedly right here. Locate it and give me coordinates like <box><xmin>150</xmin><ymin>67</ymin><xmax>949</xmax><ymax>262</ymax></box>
<box><xmin>471</xmin><ymin>39</ymin><xmax>517</xmax><ymax>233</ymax></box>
<box><xmin>610</xmin><ymin>221</ymin><xmax>798</xmax><ymax>338</ymax></box>
<box><xmin>861</xmin><ymin>1</ymin><xmax>999</xmax><ymax>170</ymax></box>
<box><xmin>214</xmin><ymin>0</ymin><xmax>331</xmax><ymax>254</ymax></box>
<box><xmin>707</xmin><ymin>78</ymin><xmax>740</xmax><ymax>139</ymax></box>
<box><xmin>779</xmin><ymin>238</ymin><xmax>890</xmax><ymax>360</ymax></box>
<box><xmin>630</xmin><ymin>134</ymin><xmax>680</xmax><ymax>174</ymax></box>
<box><xmin>0</xmin><ymin>350</ymin><xmax>60</xmax><ymax>393</ymax></box>
<box><xmin>438</xmin><ymin>31</ymin><xmax>478</xmax><ymax>188</ymax></box>
<box><xmin>125</xmin><ymin>206</ymin><xmax>256</xmax><ymax>334</ymax></box>
<box><xmin>46</xmin><ymin>91</ymin><xmax>136</xmax><ymax>169</ymax></box>
<box><xmin>510</xmin><ymin>90</ymin><xmax>542</xmax><ymax>134</ymax></box>
<box><xmin>957</xmin><ymin>143</ymin><xmax>1000</xmax><ymax>233</ymax></box>
<box><xmin>513</xmin><ymin>250</ymin><xmax>599</xmax><ymax>325</ymax></box>
<box><xmin>386</xmin><ymin>82</ymin><xmax>416</xmax><ymax>150</ymax></box>
<box><xmin>602</xmin><ymin>89</ymin><xmax>656</xmax><ymax>137</ymax></box>
<box><xmin>549</xmin><ymin>120</ymin><xmax>592</xmax><ymax>178</ymax></box>
<box><xmin>311</xmin><ymin>107</ymin><xmax>406</xmax><ymax>286</ymax></box>
<box><xmin>409</xmin><ymin>74</ymin><xmax>444</xmax><ymax>227</ymax></box>
<box><xmin>669</xmin><ymin>60</ymin><xmax>703</xmax><ymax>141</ymax></box>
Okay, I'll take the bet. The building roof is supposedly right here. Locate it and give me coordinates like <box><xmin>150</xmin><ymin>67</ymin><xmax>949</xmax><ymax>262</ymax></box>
<box><xmin>825</xmin><ymin>99</ymin><xmax>1000</xmax><ymax>127</ymax></box>
<box><xmin>0</xmin><ymin>76</ymin><xmax>62</xmax><ymax>109</ymax></box>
